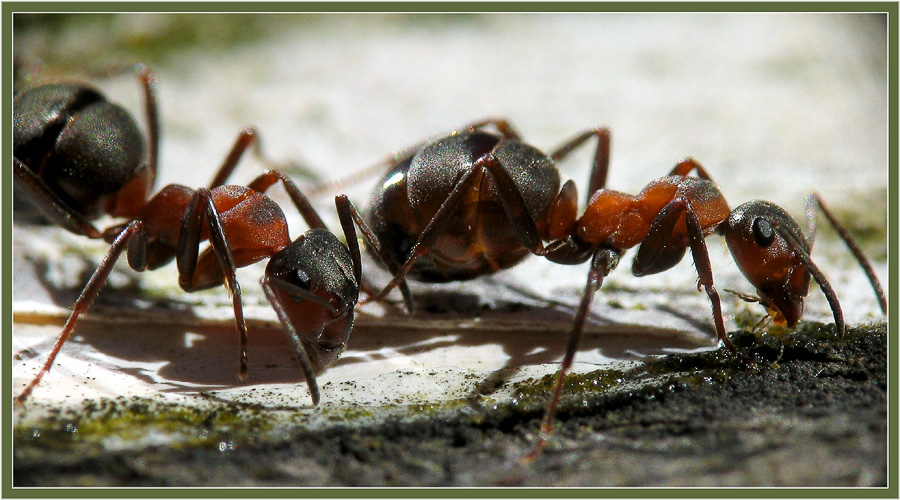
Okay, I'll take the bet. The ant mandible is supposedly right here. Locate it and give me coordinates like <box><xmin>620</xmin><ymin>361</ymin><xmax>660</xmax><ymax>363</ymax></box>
<box><xmin>340</xmin><ymin>118</ymin><xmax>886</xmax><ymax>453</ymax></box>
<box><xmin>14</xmin><ymin>67</ymin><xmax>362</xmax><ymax>406</ymax></box>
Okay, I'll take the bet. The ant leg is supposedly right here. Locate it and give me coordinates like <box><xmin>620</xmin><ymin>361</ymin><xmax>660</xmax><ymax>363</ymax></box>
<box><xmin>310</xmin><ymin>118</ymin><xmax>522</xmax><ymax>197</ymax></box>
<box><xmin>243</xmin><ymin>169</ymin><xmax>412</xmax><ymax>307</ymax></box>
<box><xmin>136</xmin><ymin>64</ymin><xmax>159</xmax><ymax>183</ymax></box>
<box><xmin>459</xmin><ymin>117</ymin><xmax>523</xmax><ymax>140</ymax></box>
<box><xmin>207</xmin><ymin>127</ymin><xmax>313</xmax><ymax>190</ymax></box>
<box><xmin>340</xmin><ymin>197</ymin><xmax>414</xmax><ymax>310</ymax></box>
<box><xmin>260</xmin><ymin>276</ymin><xmax>330</xmax><ymax>406</ymax></box>
<box><xmin>669</xmin><ymin>157</ymin><xmax>714</xmax><ymax>180</ymax></box>
<box><xmin>681</xmin><ymin>199</ymin><xmax>733</xmax><ymax>349</ymax></box>
<box><xmin>176</xmin><ymin>188</ymin><xmax>250</xmax><ymax>380</ymax></box>
<box><xmin>482</xmin><ymin>159</ymin><xmax>544</xmax><ymax>253</ymax></box>
<box><xmin>309</xmin><ymin>145</ymin><xmax>422</xmax><ymax>197</ymax></box>
<box><xmin>526</xmin><ymin>248</ymin><xmax>619</xmax><ymax>459</ymax></box>
<box><xmin>547</xmin><ymin>127</ymin><xmax>611</xmax><ymax>201</ymax></box>
<box><xmin>335</xmin><ymin>196</ymin><xmax>363</xmax><ymax>285</ymax></box>
<box><xmin>16</xmin><ymin>219</ymin><xmax>145</xmax><ymax>404</ymax></box>
<box><xmin>473</xmin><ymin>142</ymin><xmax>584</xmax><ymax>260</ymax></box>
<box><xmin>207</xmin><ymin>128</ymin><xmax>259</xmax><ymax>189</ymax></box>
<box><xmin>14</xmin><ymin>158</ymin><xmax>103</xmax><ymax>239</ymax></box>
<box><xmin>367</xmin><ymin>157</ymin><xmax>488</xmax><ymax>304</ymax></box>
<box><xmin>808</xmin><ymin>193</ymin><xmax>886</xmax><ymax>314</ymax></box>
<box><xmin>634</xmin><ymin>198</ymin><xmax>734</xmax><ymax>349</ymax></box>
<box><xmin>205</xmin><ymin>126</ymin><xmax>307</xmax><ymax>189</ymax></box>
<box><xmin>244</xmin><ymin>170</ymin><xmax>327</xmax><ymax>230</ymax></box>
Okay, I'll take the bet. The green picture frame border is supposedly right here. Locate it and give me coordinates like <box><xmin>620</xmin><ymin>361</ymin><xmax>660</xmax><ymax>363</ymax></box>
<box><xmin>4</xmin><ymin>2</ymin><xmax>895</xmax><ymax>497</ymax></box>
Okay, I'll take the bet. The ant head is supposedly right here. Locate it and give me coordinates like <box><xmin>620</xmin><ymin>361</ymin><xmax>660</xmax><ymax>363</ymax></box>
<box><xmin>264</xmin><ymin>228</ymin><xmax>360</xmax><ymax>372</ymax></box>
<box><xmin>724</xmin><ymin>201</ymin><xmax>811</xmax><ymax>326</ymax></box>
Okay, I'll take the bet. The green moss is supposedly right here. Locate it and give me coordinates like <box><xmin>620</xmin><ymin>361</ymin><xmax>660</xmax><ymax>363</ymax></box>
<box><xmin>322</xmin><ymin>404</ymin><xmax>378</xmax><ymax>423</ymax></box>
<box><xmin>502</xmin><ymin>368</ymin><xmax>628</xmax><ymax>416</ymax></box>
<box><xmin>15</xmin><ymin>397</ymin><xmax>276</xmax><ymax>453</ymax></box>
<box><xmin>405</xmin><ymin>397</ymin><xmax>470</xmax><ymax>417</ymax></box>
<box><xmin>491</xmin><ymin>321</ymin><xmax>886</xmax><ymax>423</ymax></box>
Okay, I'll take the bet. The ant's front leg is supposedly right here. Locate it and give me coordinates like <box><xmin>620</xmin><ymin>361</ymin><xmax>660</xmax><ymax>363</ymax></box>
<box><xmin>633</xmin><ymin>197</ymin><xmax>734</xmax><ymax>350</ymax></box>
<box><xmin>176</xmin><ymin>188</ymin><xmax>250</xmax><ymax>380</ymax></box>
<box><xmin>341</xmin><ymin>197</ymin><xmax>414</xmax><ymax>311</ymax></box>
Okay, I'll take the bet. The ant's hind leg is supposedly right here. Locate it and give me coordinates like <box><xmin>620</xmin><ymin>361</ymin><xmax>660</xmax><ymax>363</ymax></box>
<box><xmin>547</xmin><ymin>127</ymin><xmax>611</xmax><ymax>204</ymax></box>
<box><xmin>527</xmin><ymin>248</ymin><xmax>618</xmax><ymax>460</ymax></box>
<box><xmin>16</xmin><ymin>219</ymin><xmax>146</xmax><ymax>404</ymax></box>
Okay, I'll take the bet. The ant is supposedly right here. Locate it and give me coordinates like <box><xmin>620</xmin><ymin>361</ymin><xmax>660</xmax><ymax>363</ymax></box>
<box><xmin>14</xmin><ymin>67</ymin><xmax>362</xmax><ymax>406</ymax></box>
<box><xmin>339</xmin><ymin>118</ymin><xmax>886</xmax><ymax>454</ymax></box>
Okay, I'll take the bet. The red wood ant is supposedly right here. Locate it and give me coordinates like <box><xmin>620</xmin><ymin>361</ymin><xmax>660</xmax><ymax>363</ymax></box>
<box><xmin>14</xmin><ymin>68</ymin><xmax>362</xmax><ymax>406</ymax></box>
<box><xmin>341</xmin><ymin>118</ymin><xmax>886</xmax><ymax>454</ymax></box>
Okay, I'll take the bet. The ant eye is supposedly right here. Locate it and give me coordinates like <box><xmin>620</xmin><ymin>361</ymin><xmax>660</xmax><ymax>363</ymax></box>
<box><xmin>287</xmin><ymin>269</ymin><xmax>312</xmax><ymax>302</ymax></box>
<box><xmin>292</xmin><ymin>269</ymin><xmax>311</xmax><ymax>288</ymax></box>
<box><xmin>752</xmin><ymin>218</ymin><xmax>775</xmax><ymax>247</ymax></box>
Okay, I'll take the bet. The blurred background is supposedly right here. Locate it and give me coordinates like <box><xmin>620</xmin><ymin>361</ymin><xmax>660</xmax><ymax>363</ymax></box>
<box><xmin>13</xmin><ymin>12</ymin><xmax>887</xmax><ymax>409</ymax></box>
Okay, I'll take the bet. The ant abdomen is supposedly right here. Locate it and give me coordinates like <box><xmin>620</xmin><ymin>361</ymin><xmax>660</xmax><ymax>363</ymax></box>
<box><xmin>15</xmin><ymin>83</ymin><xmax>148</xmax><ymax>219</ymax></box>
